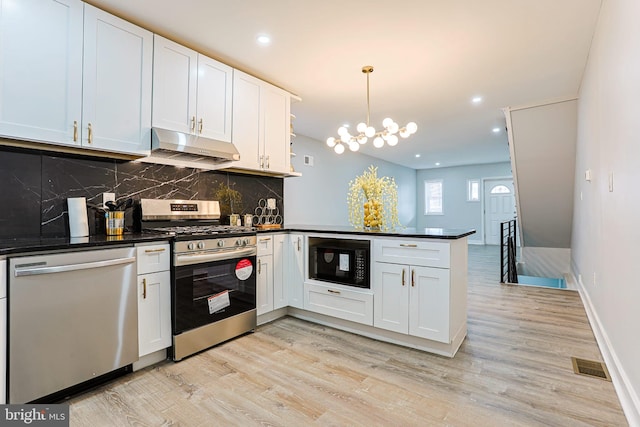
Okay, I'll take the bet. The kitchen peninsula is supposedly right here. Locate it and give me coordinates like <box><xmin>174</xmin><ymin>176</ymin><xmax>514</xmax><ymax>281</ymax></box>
<box><xmin>258</xmin><ymin>226</ymin><xmax>475</xmax><ymax>358</ymax></box>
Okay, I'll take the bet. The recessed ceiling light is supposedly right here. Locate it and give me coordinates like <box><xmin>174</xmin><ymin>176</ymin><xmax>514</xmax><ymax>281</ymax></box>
<box><xmin>435</xmin><ymin>162</ymin><xmax>441</xmax><ymax>166</ymax></box>
<box><xmin>256</xmin><ymin>34</ymin><xmax>271</xmax><ymax>45</ymax></box>
<box><xmin>492</xmin><ymin>127</ymin><xmax>500</xmax><ymax>133</ymax></box>
<box><xmin>471</xmin><ymin>96</ymin><xmax>483</xmax><ymax>104</ymax></box>
<box><xmin>415</xmin><ymin>154</ymin><xmax>421</xmax><ymax>158</ymax></box>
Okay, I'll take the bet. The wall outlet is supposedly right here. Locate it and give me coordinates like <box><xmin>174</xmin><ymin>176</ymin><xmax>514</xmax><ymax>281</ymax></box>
<box><xmin>303</xmin><ymin>155</ymin><xmax>314</xmax><ymax>166</ymax></box>
<box><xmin>103</xmin><ymin>192</ymin><xmax>115</xmax><ymax>209</ymax></box>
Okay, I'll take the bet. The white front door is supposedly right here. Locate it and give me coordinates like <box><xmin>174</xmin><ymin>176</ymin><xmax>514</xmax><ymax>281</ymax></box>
<box><xmin>484</xmin><ymin>179</ymin><xmax>516</xmax><ymax>245</ymax></box>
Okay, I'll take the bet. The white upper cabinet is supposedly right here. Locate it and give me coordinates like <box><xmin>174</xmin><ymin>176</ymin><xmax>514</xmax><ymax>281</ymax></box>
<box><xmin>152</xmin><ymin>35</ymin><xmax>233</xmax><ymax>142</ymax></box>
<box><xmin>232</xmin><ymin>70</ymin><xmax>291</xmax><ymax>174</ymax></box>
<box><xmin>82</xmin><ymin>5</ymin><xmax>152</xmax><ymax>156</ymax></box>
<box><xmin>232</xmin><ymin>71</ymin><xmax>262</xmax><ymax>170</ymax></box>
<box><xmin>0</xmin><ymin>0</ymin><xmax>152</xmax><ymax>156</ymax></box>
<box><xmin>196</xmin><ymin>55</ymin><xmax>233</xmax><ymax>141</ymax></box>
<box><xmin>0</xmin><ymin>0</ymin><xmax>84</xmax><ymax>146</ymax></box>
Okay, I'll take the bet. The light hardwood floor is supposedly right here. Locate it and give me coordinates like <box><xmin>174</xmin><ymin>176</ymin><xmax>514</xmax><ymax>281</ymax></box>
<box><xmin>68</xmin><ymin>245</ymin><xmax>628</xmax><ymax>426</ymax></box>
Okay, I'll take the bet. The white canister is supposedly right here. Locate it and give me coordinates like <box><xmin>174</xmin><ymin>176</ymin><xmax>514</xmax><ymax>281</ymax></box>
<box><xmin>67</xmin><ymin>197</ymin><xmax>89</xmax><ymax>237</ymax></box>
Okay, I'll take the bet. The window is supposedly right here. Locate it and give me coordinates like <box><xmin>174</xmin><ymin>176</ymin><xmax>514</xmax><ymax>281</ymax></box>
<box><xmin>490</xmin><ymin>185</ymin><xmax>511</xmax><ymax>194</ymax></box>
<box><xmin>467</xmin><ymin>179</ymin><xmax>480</xmax><ymax>201</ymax></box>
<box><xmin>424</xmin><ymin>179</ymin><xmax>443</xmax><ymax>215</ymax></box>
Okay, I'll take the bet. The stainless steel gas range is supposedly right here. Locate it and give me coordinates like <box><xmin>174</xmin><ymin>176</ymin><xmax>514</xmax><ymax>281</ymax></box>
<box><xmin>139</xmin><ymin>199</ymin><xmax>257</xmax><ymax>361</ymax></box>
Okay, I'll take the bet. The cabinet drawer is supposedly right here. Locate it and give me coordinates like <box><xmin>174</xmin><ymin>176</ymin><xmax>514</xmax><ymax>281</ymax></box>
<box><xmin>374</xmin><ymin>239</ymin><xmax>450</xmax><ymax>268</ymax></box>
<box><xmin>257</xmin><ymin>235</ymin><xmax>274</xmax><ymax>256</ymax></box>
<box><xmin>136</xmin><ymin>243</ymin><xmax>170</xmax><ymax>274</ymax></box>
<box><xmin>304</xmin><ymin>282</ymin><xmax>373</xmax><ymax>326</ymax></box>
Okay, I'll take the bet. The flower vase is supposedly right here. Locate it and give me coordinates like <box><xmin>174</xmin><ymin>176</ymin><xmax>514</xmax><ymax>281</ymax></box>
<box><xmin>363</xmin><ymin>198</ymin><xmax>381</xmax><ymax>231</ymax></box>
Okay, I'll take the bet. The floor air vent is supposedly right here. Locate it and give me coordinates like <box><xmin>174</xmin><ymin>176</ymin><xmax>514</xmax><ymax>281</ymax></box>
<box><xmin>571</xmin><ymin>357</ymin><xmax>611</xmax><ymax>381</ymax></box>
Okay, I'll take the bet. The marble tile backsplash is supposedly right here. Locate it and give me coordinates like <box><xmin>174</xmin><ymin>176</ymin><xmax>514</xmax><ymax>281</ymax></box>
<box><xmin>0</xmin><ymin>146</ymin><xmax>284</xmax><ymax>238</ymax></box>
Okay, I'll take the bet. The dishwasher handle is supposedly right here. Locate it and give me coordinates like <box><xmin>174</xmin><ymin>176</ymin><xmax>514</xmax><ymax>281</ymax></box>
<box><xmin>14</xmin><ymin>256</ymin><xmax>136</xmax><ymax>277</ymax></box>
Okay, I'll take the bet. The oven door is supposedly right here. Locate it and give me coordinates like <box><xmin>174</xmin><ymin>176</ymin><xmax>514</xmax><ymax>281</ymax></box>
<box><xmin>173</xmin><ymin>255</ymin><xmax>257</xmax><ymax>335</ymax></box>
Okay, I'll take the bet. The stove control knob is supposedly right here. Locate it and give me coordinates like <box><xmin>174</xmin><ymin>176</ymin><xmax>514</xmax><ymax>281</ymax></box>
<box><xmin>197</xmin><ymin>241</ymin><xmax>205</xmax><ymax>250</ymax></box>
<box><xmin>217</xmin><ymin>240</ymin><xmax>224</xmax><ymax>248</ymax></box>
<box><xmin>243</xmin><ymin>238</ymin><xmax>250</xmax><ymax>246</ymax></box>
<box><xmin>235</xmin><ymin>239</ymin><xmax>242</xmax><ymax>246</ymax></box>
<box><xmin>187</xmin><ymin>242</ymin><xmax>195</xmax><ymax>250</ymax></box>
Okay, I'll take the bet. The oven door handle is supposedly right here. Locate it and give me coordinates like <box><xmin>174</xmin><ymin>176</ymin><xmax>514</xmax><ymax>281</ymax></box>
<box><xmin>174</xmin><ymin>247</ymin><xmax>257</xmax><ymax>267</ymax></box>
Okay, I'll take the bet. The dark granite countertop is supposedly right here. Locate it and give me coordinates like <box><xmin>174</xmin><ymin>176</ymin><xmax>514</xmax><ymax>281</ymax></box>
<box><xmin>257</xmin><ymin>225</ymin><xmax>476</xmax><ymax>240</ymax></box>
<box><xmin>0</xmin><ymin>232</ymin><xmax>173</xmax><ymax>256</ymax></box>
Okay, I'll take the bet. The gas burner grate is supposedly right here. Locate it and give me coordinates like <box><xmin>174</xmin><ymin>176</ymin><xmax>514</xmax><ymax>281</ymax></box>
<box><xmin>146</xmin><ymin>225</ymin><xmax>254</xmax><ymax>236</ymax></box>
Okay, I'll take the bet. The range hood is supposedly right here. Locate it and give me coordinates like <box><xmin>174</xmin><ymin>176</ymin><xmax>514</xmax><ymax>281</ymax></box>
<box><xmin>150</xmin><ymin>127</ymin><xmax>240</xmax><ymax>164</ymax></box>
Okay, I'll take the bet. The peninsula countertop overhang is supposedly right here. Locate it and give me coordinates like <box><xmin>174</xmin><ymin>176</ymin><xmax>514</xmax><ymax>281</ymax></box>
<box><xmin>267</xmin><ymin>225</ymin><xmax>476</xmax><ymax>239</ymax></box>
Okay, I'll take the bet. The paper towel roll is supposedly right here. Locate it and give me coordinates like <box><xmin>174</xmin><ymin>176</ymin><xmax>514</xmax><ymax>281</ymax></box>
<box><xmin>68</xmin><ymin>197</ymin><xmax>89</xmax><ymax>237</ymax></box>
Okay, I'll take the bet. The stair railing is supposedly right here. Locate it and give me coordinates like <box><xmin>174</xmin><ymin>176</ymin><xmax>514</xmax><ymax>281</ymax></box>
<box><xmin>500</xmin><ymin>219</ymin><xmax>518</xmax><ymax>283</ymax></box>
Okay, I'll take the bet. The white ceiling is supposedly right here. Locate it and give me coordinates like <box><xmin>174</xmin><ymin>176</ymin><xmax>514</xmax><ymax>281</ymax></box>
<box><xmin>87</xmin><ymin>0</ymin><xmax>602</xmax><ymax>170</ymax></box>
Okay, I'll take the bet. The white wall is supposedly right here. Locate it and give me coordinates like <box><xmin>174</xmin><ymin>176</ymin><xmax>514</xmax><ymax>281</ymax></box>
<box><xmin>572</xmin><ymin>0</ymin><xmax>640</xmax><ymax>423</ymax></box>
<box><xmin>416</xmin><ymin>162</ymin><xmax>512</xmax><ymax>243</ymax></box>
<box><xmin>508</xmin><ymin>99</ymin><xmax>577</xmax><ymax>248</ymax></box>
<box><xmin>284</xmin><ymin>134</ymin><xmax>416</xmax><ymax>227</ymax></box>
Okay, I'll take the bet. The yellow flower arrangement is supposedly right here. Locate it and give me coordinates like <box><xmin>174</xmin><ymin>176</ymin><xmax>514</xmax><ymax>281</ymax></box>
<box><xmin>347</xmin><ymin>165</ymin><xmax>401</xmax><ymax>231</ymax></box>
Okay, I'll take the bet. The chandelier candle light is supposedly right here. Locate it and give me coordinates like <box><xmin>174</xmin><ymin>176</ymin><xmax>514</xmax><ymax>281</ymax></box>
<box><xmin>327</xmin><ymin>65</ymin><xmax>417</xmax><ymax>154</ymax></box>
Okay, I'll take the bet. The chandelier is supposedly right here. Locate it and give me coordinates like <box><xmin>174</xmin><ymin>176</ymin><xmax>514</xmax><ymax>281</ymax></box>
<box><xmin>327</xmin><ymin>65</ymin><xmax>417</xmax><ymax>154</ymax></box>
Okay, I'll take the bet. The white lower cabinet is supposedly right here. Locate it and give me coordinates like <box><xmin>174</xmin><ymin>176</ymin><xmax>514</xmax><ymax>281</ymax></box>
<box><xmin>273</xmin><ymin>234</ymin><xmax>287</xmax><ymax>310</ymax></box>
<box><xmin>286</xmin><ymin>233</ymin><xmax>305</xmax><ymax>309</ymax></box>
<box><xmin>304</xmin><ymin>282</ymin><xmax>374</xmax><ymax>326</ymax></box>
<box><xmin>374</xmin><ymin>262</ymin><xmax>450</xmax><ymax>343</ymax></box>
<box><xmin>257</xmin><ymin>236</ymin><xmax>274</xmax><ymax>316</ymax></box>
<box><xmin>136</xmin><ymin>244</ymin><xmax>171</xmax><ymax>357</ymax></box>
<box><xmin>138</xmin><ymin>271</ymin><xmax>171</xmax><ymax>356</ymax></box>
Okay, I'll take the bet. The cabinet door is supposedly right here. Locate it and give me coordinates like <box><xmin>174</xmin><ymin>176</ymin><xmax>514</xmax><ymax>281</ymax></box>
<box><xmin>273</xmin><ymin>234</ymin><xmax>287</xmax><ymax>310</ymax></box>
<box><xmin>287</xmin><ymin>234</ymin><xmax>305</xmax><ymax>309</ymax></box>
<box><xmin>82</xmin><ymin>5</ymin><xmax>152</xmax><ymax>156</ymax></box>
<box><xmin>256</xmin><ymin>254</ymin><xmax>273</xmax><ymax>315</ymax></box>
<box><xmin>196</xmin><ymin>55</ymin><xmax>233</xmax><ymax>142</ymax></box>
<box><xmin>152</xmin><ymin>35</ymin><xmax>198</xmax><ymax>134</ymax></box>
<box><xmin>232</xmin><ymin>70</ymin><xmax>262</xmax><ymax>170</ymax></box>
<box><xmin>262</xmin><ymin>84</ymin><xmax>290</xmax><ymax>173</ymax></box>
<box><xmin>409</xmin><ymin>266</ymin><xmax>450</xmax><ymax>343</ymax></box>
<box><xmin>0</xmin><ymin>0</ymin><xmax>83</xmax><ymax>146</ymax></box>
<box><xmin>373</xmin><ymin>263</ymin><xmax>409</xmax><ymax>334</ymax></box>
<box><xmin>138</xmin><ymin>271</ymin><xmax>171</xmax><ymax>357</ymax></box>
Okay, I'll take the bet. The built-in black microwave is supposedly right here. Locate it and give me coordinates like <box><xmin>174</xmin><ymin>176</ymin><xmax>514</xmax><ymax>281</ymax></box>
<box><xmin>308</xmin><ymin>238</ymin><xmax>370</xmax><ymax>288</ymax></box>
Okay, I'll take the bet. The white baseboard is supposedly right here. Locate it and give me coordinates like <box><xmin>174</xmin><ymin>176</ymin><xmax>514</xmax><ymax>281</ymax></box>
<box><xmin>576</xmin><ymin>275</ymin><xmax>640</xmax><ymax>426</ymax></box>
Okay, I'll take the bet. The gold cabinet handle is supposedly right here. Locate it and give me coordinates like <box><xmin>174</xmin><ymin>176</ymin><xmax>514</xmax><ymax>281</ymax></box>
<box><xmin>411</xmin><ymin>269</ymin><xmax>415</xmax><ymax>287</ymax></box>
<box><xmin>191</xmin><ymin>116</ymin><xmax>196</xmax><ymax>133</ymax></box>
<box><xmin>266</xmin><ymin>155</ymin><xmax>270</xmax><ymax>169</ymax></box>
<box><xmin>400</xmin><ymin>244</ymin><xmax>418</xmax><ymax>248</ymax></box>
<box><xmin>143</xmin><ymin>278</ymin><xmax>147</xmax><ymax>299</ymax></box>
<box><xmin>258</xmin><ymin>258</ymin><xmax>261</xmax><ymax>274</ymax></box>
<box><xmin>259</xmin><ymin>155</ymin><xmax>264</xmax><ymax>168</ymax></box>
<box><xmin>87</xmin><ymin>123</ymin><xmax>93</xmax><ymax>144</ymax></box>
<box><xmin>73</xmin><ymin>120</ymin><xmax>78</xmax><ymax>142</ymax></box>
<box><xmin>328</xmin><ymin>289</ymin><xmax>341</xmax><ymax>295</ymax></box>
<box><xmin>402</xmin><ymin>269</ymin><xmax>405</xmax><ymax>286</ymax></box>
<box><xmin>297</xmin><ymin>237</ymin><xmax>301</xmax><ymax>251</ymax></box>
<box><xmin>144</xmin><ymin>248</ymin><xmax>166</xmax><ymax>253</ymax></box>
<box><xmin>198</xmin><ymin>118</ymin><xmax>203</xmax><ymax>133</ymax></box>
<box><xmin>259</xmin><ymin>237</ymin><xmax>271</xmax><ymax>242</ymax></box>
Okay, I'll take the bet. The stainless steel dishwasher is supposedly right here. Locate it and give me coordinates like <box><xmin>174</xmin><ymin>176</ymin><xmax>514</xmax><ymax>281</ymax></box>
<box><xmin>8</xmin><ymin>246</ymin><xmax>138</xmax><ymax>403</ymax></box>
